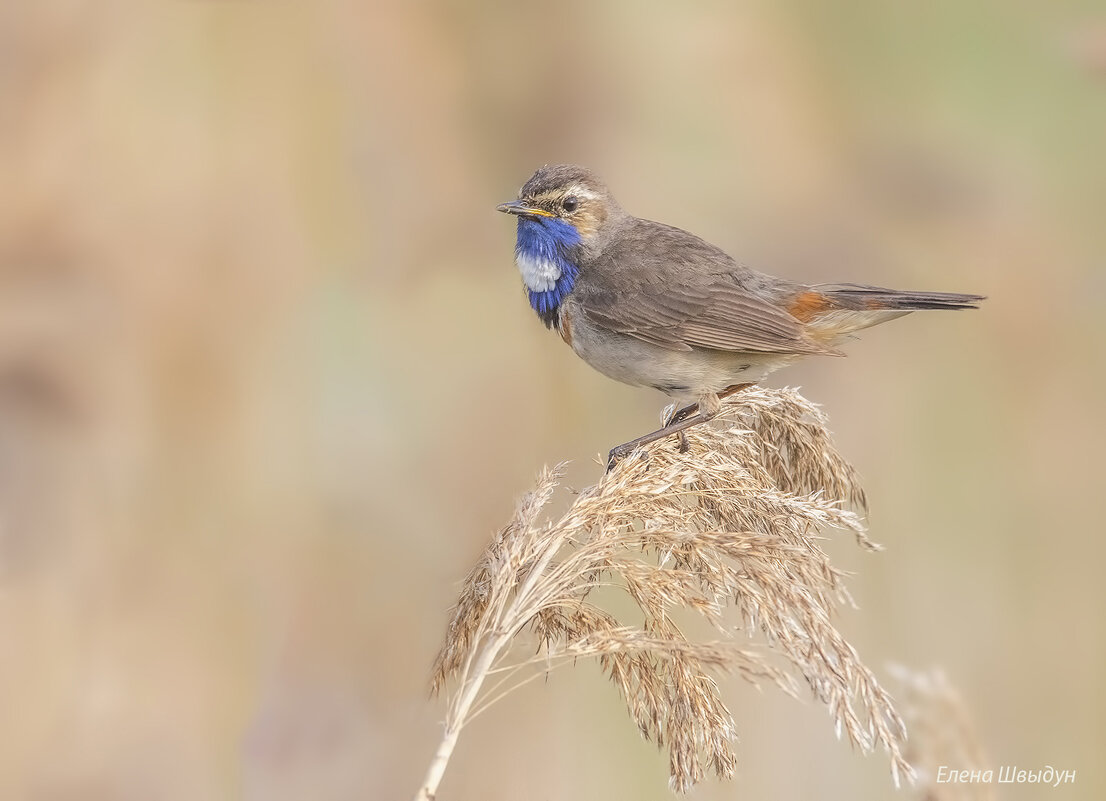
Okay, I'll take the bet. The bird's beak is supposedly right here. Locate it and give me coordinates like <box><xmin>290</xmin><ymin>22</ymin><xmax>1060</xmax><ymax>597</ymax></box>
<box><xmin>496</xmin><ymin>200</ymin><xmax>553</xmax><ymax>218</ymax></box>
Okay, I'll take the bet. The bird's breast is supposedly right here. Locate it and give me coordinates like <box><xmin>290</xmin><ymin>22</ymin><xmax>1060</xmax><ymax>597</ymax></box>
<box><xmin>515</xmin><ymin>249</ymin><xmax>561</xmax><ymax>293</ymax></box>
<box><xmin>514</xmin><ymin>218</ymin><xmax>582</xmax><ymax>326</ymax></box>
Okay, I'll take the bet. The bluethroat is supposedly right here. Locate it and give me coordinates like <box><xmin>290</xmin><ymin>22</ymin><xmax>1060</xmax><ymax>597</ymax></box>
<box><xmin>497</xmin><ymin>164</ymin><xmax>984</xmax><ymax>469</ymax></box>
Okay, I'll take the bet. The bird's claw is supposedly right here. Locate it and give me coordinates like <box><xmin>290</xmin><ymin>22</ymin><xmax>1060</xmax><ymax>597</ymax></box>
<box><xmin>606</xmin><ymin>445</ymin><xmax>634</xmax><ymax>472</ymax></box>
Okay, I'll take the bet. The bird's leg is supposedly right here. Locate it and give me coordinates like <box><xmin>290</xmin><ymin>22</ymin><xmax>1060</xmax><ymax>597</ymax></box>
<box><xmin>663</xmin><ymin>383</ymin><xmax>752</xmax><ymax>427</ymax></box>
<box><xmin>607</xmin><ymin>408</ymin><xmax>719</xmax><ymax>471</ymax></box>
<box><xmin>662</xmin><ymin>402</ymin><xmax>699</xmax><ymax>452</ymax></box>
<box><xmin>665</xmin><ymin>401</ymin><xmax>700</xmax><ymax>426</ymax></box>
<box><xmin>606</xmin><ymin>384</ymin><xmax>755</xmax><ymax>472</ymax></box>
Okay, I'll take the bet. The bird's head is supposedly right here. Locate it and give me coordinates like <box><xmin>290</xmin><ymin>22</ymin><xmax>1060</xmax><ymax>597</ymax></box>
<box><xmin>497</xmin><ymin>165</ymin><xmax>622</xmax><ymax>325</ymax></box>
<box><xmin>496</xmin><ymin>164</ymin><xmax>620</xmax><ymax>242</ymax></box>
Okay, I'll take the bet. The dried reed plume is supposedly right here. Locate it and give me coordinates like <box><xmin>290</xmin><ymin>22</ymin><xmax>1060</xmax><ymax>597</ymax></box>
<box><xmin>415</xmin><ymin>387</ymin><xmax>911</xmax><ymax>799</ymax></box>
<box><xmin>890</xmin><ymin>666</ymin><xmax>994</xmax><ymax>801</ymax></box>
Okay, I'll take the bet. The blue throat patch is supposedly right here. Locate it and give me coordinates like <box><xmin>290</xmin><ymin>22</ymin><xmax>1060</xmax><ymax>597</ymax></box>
<box><xmin>515</xmin><ymin>216</ymin><xmax>581</xmax><ymax>327</ymax></box>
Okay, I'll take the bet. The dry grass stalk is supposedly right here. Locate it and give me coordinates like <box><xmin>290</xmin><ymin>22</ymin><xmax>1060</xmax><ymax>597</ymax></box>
<box><xmin>890</xmin><ymin>666</ymin><xmax>994</xmax><ymax>801</ymax></box>
<box><xmin>415</xmin><ymin>387</ymin><xmax>911</xmax><ymax>799</ymax></box>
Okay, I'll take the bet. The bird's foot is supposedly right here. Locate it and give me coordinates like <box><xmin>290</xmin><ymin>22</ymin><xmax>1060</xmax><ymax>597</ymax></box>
<box><xmin>606</xmin><ymin>443</ymin><xmax>636</xmax><ymax>472</ymax></box>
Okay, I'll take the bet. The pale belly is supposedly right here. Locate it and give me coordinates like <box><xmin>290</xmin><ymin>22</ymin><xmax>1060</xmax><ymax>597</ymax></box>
<box><xmin>563</xmin><ymin>304</ymin><xmax>798</xmax><ymax>402</ymax></box>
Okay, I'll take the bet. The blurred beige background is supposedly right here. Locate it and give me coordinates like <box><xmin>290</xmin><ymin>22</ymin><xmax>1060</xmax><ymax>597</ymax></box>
<box><xmin>2</xmin><ymin>1</ymin><xmax>1104</xmax><ymax>799</ymax></box>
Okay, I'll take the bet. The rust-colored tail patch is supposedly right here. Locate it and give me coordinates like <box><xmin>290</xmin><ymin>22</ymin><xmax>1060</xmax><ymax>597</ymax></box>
<box><xmin>787</xmin><ymin>290</ymin><xmax>835</xmax><ymax>322</ymax></box>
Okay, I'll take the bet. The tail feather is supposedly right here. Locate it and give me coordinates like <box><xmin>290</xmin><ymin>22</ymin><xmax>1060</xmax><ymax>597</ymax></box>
<box><xmin>796</xmin><ymin>283</ymin><xmax>984</xmax><ymax>345</ymax></box>
<box><xmin>815</xmin><ymin>283</ymin><xmax>985</xmax><ymax>311</ymax></box>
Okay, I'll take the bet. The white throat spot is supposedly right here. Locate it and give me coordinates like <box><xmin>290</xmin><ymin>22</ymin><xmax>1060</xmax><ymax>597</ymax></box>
<box><xmin>516</xmin><ymin>251</ymin><xmax>561</xmax><ymax>292</ymax></box>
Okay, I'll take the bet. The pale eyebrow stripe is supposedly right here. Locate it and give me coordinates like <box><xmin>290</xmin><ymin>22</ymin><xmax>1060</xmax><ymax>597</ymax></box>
<box><xmin>532</xmin><ymin>185</ymin><xmax>599</xmax><ymax>203</ymax></box>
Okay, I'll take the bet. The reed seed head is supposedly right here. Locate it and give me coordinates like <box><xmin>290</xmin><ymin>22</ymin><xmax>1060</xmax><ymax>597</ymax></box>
<box><xmin>430</xmin><ymin>387</ymin><xmax>911</xmax><ymax>792</ymax></box>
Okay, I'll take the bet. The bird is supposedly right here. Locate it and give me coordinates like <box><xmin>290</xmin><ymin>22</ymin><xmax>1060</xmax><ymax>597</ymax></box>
<box><xmin>496</xmin><ymin>164</ymin><xmax>984</xmax><ymax>470</ymax></box>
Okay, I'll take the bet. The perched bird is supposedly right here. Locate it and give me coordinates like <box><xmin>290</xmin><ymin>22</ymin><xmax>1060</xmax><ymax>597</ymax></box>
<box><xmin>497</xmin><ymin>164</ymin><xmax>984</xmax><ymax>469</ymax></box>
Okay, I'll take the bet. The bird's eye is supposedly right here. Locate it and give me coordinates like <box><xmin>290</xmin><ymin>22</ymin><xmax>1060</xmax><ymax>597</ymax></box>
<box><xmin>562</xmin><ymin>196</ymin><xmax>579</xmax><ymax>213</ymax></box>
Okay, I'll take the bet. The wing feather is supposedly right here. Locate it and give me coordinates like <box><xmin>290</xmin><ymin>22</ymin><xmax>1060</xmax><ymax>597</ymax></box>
<box><xmin>574</xmin><ymin>220</ymin><xmax>827</xmax><ymax>355</ymax></box>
